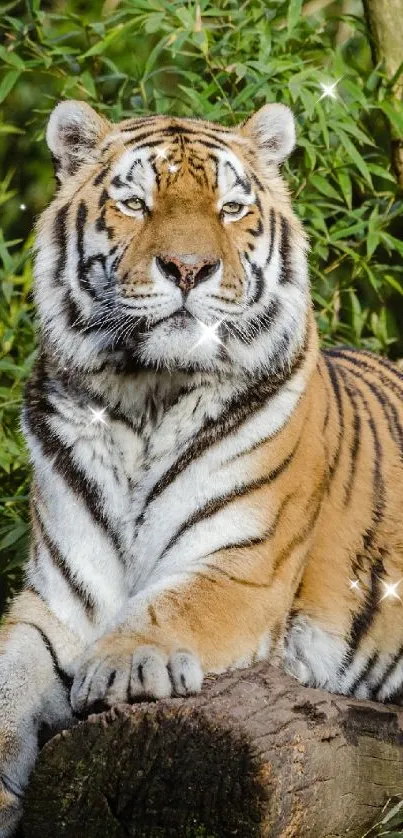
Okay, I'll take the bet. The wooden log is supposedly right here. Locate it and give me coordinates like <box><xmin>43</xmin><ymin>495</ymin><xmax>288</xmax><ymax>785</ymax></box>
<box><xmin>21</xmin><ymin>663</ymin><xmax>403</xmax><ymax>838</ymax></box>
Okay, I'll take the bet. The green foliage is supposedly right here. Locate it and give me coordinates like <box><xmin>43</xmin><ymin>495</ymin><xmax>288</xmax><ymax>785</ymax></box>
<box><xmin>0</xmin><ymin>0</ymin><xmax>402</xmax><ymax>612</ymax></box>
<box><xmin>362</xmin><ymin>797</ymin><xmax>403</xmax><ymax>836</ymax></box>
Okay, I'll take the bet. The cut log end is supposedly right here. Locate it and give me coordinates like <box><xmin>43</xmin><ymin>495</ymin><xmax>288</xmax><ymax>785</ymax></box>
<box><xmin>22</xmin><ymin>664</ymin><xmax>403</xmax><ymax>838</ymax></box>
<box><xmin>25</xmin><ymin>705</ymin><xmax>266</xmax><ymax>838</ymax></box>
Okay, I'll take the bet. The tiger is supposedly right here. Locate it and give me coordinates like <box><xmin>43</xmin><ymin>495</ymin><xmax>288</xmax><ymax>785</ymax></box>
<box><xmin>1</xmin><ymin>97</ymin><xmax>403</xmax><ymax>835</ymax></box>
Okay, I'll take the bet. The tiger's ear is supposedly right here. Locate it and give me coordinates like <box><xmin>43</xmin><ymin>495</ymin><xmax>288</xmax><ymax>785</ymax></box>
<box><xmin>241</xmin><ymin>104</ymin><xmax>296</xmax><ymax>165</ymax></box>
<box><xmin>46</xmin><ymin>100</ymin><xmax>111</xmax><ymax>181</ymax></box>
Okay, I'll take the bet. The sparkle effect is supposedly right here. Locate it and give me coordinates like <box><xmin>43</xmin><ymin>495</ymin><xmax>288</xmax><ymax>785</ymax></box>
<box><xmin>380</xmin><ymin>580</ymin><xmax>402</xmax><ymax>603</ymax></box>
<box><xmin>349</xmin><ymin>575</ymin><xmax>403</xmax><ymax>604</ymax></box>
<box><xmin>89</xmin><ymin>406</ymin><xmax>108</xmax><ymax>426</ymax></box>
<box><xmin>155</xmin><ymin>146</ymin><xmax>169</xmax><ymax>161</ymax></box>
<box><xmin>316</xmin><ymin>78</ymin><xmax>343</xmax><ymax>103</ymax></box>
<box><xmin>188</xmin><ymin>318</ymin><xmax>224</xmax><ymax>354</ymax></box>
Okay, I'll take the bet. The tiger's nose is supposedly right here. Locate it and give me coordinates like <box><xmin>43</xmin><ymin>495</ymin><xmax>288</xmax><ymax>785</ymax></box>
<box><xmin>156</xmin><ymin>255</ymin><xmax>221</xmax><ymax>293</ymax></box>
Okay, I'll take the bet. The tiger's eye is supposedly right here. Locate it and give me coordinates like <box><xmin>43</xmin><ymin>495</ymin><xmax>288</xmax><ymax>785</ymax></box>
<box><xmin>222</xmin><ymin>202</ymin><xmax>243</xmax><ymax>215</ymax></box>
<box><xmin>123</xmin><ymin>197</ymin><xmax>144</xmax><ymax>212</ymax></box>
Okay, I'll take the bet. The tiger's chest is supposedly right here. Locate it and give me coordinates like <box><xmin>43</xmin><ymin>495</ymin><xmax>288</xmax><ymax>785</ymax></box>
<box><xmin>104</xmin><ymin>388</ymin><xmax>259</xmax><ymax>590</ymax></box>
<box><xmin>63</xmin><ymin>359</ymin><xmax>306</xmax><ymax>611</ymax></box>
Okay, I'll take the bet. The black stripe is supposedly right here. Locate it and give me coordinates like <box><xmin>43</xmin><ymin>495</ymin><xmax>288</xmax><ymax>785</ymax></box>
<box><xmin>266</xmin><ymin>208</ymin><xmax>276</xmax><ymax>267</ymax></box>
<box><xmin>98</xmin><ymin>188</ymin><xmax>109</xmax><ymax>208</ymax></box>
<box><xmin>187</xmin><ymin>158</ymin><xmax>209</xmax><ymax>185</ymax></box>
<box><xmin>157</xmin><ymin>445</ymin><xmax>299</xmax><ymax>563</ymax></box>
<box><xmin>228</xmin><ymin>298</ymin><xmax>280</xmax><ymax>345</ymax></box>
<box><xmin>325</xmin><ymin>348</ymin><xmax>403</xmax><ymax>453</ymax></box>
<box><xmin>207</xmin><ymin>533</ymin><xmax>274</xmax><ymax>555</ymax></box>
<box><xmin>334</xmin><ymin>579</ymin><xmax>383</xmax><ymax>680</ymax></box>
<box><xmin>24</xmin><ymin>361</ymin><xmax>124</xmax><ymax>560</ymax></box>
<box><xmin>207</xmin><ymin>152</ymin><xmax>219</xmax><ymax>190</ymax></box>
<box><xmin>119</xmin><ymin>116</ymin><xmax>165</xmax><ymax>133</ymax></box>
<box><xmin>128</xmin><ymin>136</ymin><xmax>230</xmax><ymax>154</ymax></box>
<box><xmin>18</xmin><ymin>621</ymin><xmax>73</xmax><ymax>691</ymax></box>
<box><xmin>33</xmin><ymin>502</ymin><xmax>96</xmax><ymax>619</ymax></box>
<box><xmin>118</xmin><ymin>122</ymin><xmax>231</xmax><ymax>150</ymax></box>
<box><xmin>348</xmin><ymin>652</ymin><xmax>379</xmax><ymax>696</ymax></box>
<box><xmin>374</xmin><ymin>646</ymin><xmax>403</xmax><ymax>701</ymax></box>
<box><xmin>196</xmin><ymin>564</ymin><xmax>273</xmax><ymax>590</ymax></box>
<box><xmin>337</xmin><ymin>355</ymin><xmax>403</xmax><ymax>453</ymax></box>
<box><xmin>96</xmin><ymin>209</ymin><xmax>115</xmax><ymax>240</ymax></box>
<box><xmin>278</xmin><ymin>215</ymin><xmax>293</xmax><ymax>284</ymax></box>
<box><xmin>337</xmin><ymin>369</ymin><xmax>386</xmax><ymax>669</ymax></box>
<box><xmin>246</xmin><ymin>219</ymin><xmax>264</xmax><ymax>238</ymax></box>
<box><xmin>149</xmin><ymin>157</ymin><xmax>162</xmax><ymax>190</ymax></box>
<box><xmin>354</xmin><ymin>387</ymin><xmax>385</xmax><ymax>560</ymax></box>
<box><xmin>250</xmin><ymin>171</ymin><xmax>265</xmax><ymax>193</ymax></box>
<box><xmin>122</xmin><ymin>135</ymin><xmax>167</xmax><ymax>150</ymax></box>
<box><xmin>52</xmin><ymin>204</ymin><xmax>69</xmax><ymax>287</ymax></box>
<box><xmin>325</xmin><ymin>347</ymin><xmax>403</xmax><ymax>401</ymax></box>
<box><xmin>365</xmin><ymin>378</ymin><xmax>403</xmax><ymax>451</ymax></box>
<box><xmin>323</xmin><ymin>355</ymin><xmax>344</xmax><ymax>483</ymax></box>
<box><xmin>160</xmin><ymin>382</ymin><xmax>206</xmax><ymax>416</ymax></box>
<box><xmin>386</xmin><ymin>681</ymin><xmax>403</xmax><ymax>704</ymax></box>
<box><xmin>224</xmin><ymin>160</ymin><xmax>252</xmax><ymax>194</ymax></box>
<box><xmin>207</xmin><ymin>491</ymin><xmax>296</xmax><ymax>558</ymax></box>
<box><xmin>336</xmin><ymin>366</ymin><xmax>361</xmax><ymax>505</ymax></box>
<box><xmin>119</xmin><ymin>120</ymin><xmax>232</xmax><ymax>142</ymax></box>
<box><xmin>318</xmin><ymin>364</ymin><xmax>331</xmax><ymax>431</ymax></box>
<box><xmin>93</xmin><ymin>163</ymin><xmax>111</xmax><ymax>186</ymax></box>
<box><xmin>63</xmin><ymin>287</ymin><xmax>83</xmax><ymax>331</ymax></box>
<box><xmin>134</xmin><ymin>334</ymin><xmax>309</xmax><ymax>529</ymax></box>
<box><xmin>247</xmin><ymin>260</ymin><xmax>265</xmax><ymax>306</ymax></box>
<box><xmin>76</xmin><ymin>201</ymin><xmax>96</xmax><ymax>297</ymax></box>
<box><xmin>360</xmin><ymin>348</ymin><xmax>403</xmax><ymax>382</ymax></box>
<box><xmin>272</xmin><ymin>490</ymin><xmax>323</xmax><ymax>573</ymax></box>
<box><xmin>158</xmin><ymin>124</ymin><xmax>232</xmax><ymax>143</ymax></box>
<box><xmin>36</xmin><ymin>423</ymin><xmax>123</xmax><ymax>557</ymax></box>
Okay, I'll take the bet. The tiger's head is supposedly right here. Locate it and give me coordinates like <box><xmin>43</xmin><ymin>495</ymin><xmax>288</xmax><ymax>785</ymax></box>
<box><xmin>35</xmin><ymin>101</ymin><xmax>309</xmax><ymax>376</ymax></box>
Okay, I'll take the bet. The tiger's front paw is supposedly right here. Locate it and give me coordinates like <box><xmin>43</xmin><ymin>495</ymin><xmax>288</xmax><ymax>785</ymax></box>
<box><xmin>70</xmin><ymin>645</ymin><xmax>203</xmax><ymax>714</ymax></box>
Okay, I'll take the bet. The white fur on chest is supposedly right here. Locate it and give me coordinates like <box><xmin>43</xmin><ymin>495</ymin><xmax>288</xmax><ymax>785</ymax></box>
<box><xmin>117</xmin><ymin>366</ymin><xmax>307</xmax><ymax>589</ymax></box>
<box><xmin>27</xmin><ymin>361</ymin><xmax>307</xmax><ymax>641</ymax></box>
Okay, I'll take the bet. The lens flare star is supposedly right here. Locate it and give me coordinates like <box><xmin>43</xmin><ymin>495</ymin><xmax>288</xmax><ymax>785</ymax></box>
<box><xmin>349</xmin><ymin>579</ymin><xmax>360</xmax><ymax>592</ymax></box>
<box><xmin>316</xmin><ymin>77</ymin><xmax>343</xmax><ymax>103</ymax></box>
<box><xmin>155</xmin><ymin>146</ymin><xmax>169</xmax><ymax>161</ymax></box>
<box><xmin>188</xmin><ymin>318</ymin><xmax>225</xmax><ymax>354</ymax></box>
<box><xmin>380</xmin><ymin>579</ymin><xmax>403</xmax><ymax>603</ymax></box>
<box><xmin>88</xmin><ymin>406</ymin><xmax>108</xmax><ymax>426</ymax></box>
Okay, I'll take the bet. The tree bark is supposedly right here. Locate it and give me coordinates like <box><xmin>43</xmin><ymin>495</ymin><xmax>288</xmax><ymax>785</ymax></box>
<box><xmin>21</xmin><ymin>662</ymin><xmax>403</xmax><ymax>838</ymax></box>
<box><xmin>363</xmin><ymin>0</ymin><xmax>403</xmax><ymax>187</ymax></box>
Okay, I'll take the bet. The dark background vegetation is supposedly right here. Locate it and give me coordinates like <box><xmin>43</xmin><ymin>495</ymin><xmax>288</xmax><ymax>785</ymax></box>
<box><xmin>0</xmin><ymin>1</ymin><xmax>403</xmax><ymax>833</ymax></box>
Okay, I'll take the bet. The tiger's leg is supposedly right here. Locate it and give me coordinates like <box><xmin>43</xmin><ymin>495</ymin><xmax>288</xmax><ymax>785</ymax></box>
<box><xmin>69</xmin><ymin>534</ymin><xmax>311</xmax><ymax>713</ymax></box>
<box><xmin>0</xmin><ymin>589</ymin><xmax>83</xmax><ymax>836</ymax></box>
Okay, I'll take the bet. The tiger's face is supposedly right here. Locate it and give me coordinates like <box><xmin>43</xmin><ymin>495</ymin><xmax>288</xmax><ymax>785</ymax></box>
<box><xmin>36</xmin><ymin>101</ymin><xmax>309</xmax><ymax>375</ymax></box>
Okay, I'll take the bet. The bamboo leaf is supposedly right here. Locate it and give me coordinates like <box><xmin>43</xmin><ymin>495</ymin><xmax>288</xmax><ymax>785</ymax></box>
<box><xmin>287</xmin><ymin>0</ymin><xmax>302</xmax><ymax>34</ymax></box>
<box><xmin>0</xmin><ymin>69</ymin><xmax>21</xmax><ymax>104</ymax></box>
<box><xmin>337</xmin><ymin>129</ymin><xmax>373</xmax><ymax>185</ymax></box>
